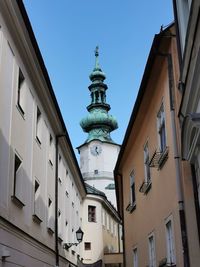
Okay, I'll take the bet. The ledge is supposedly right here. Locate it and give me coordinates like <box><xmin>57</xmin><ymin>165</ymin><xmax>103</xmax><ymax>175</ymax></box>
<box><xmin>126</xmin><ymin>202</ymin><xmax>136</xmax><ymax>213</ymax></box>
<box><xmin>11</xmin><ymin>195</ymin><xmax>25</xmax><ymax>208</ymax></box>
<box><xmin>139</xmin><ymin>180</ymin><xmax>152</xmax><ymax>194</ymax></box>
<box><xmin>32</xmin><ymin>214</ymin><xmax>42</xmax><ymax>224</ymax></box>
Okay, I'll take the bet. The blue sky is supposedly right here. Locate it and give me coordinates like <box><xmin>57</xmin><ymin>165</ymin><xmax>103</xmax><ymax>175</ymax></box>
<box><xmin>23</xmin><ymin>1</ymin><xmax>173</xmax><ymax>156</ymax></box>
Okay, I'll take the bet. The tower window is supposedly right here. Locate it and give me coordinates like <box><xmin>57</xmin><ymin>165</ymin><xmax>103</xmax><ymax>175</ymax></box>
<box><xmin>88</xmin><ymin>205</ymin><xmax>96</xmax><ymax>222</ymax></box>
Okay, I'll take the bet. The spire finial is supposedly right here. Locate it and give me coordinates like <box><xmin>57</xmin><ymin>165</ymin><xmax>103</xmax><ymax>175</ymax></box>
<box><xmin>94</xmin><ymin>46</ymin><xmax>100</xmax><ymax>70</ymax></box>
<box><xmin>95</xmin><ymin>46</ymin><xmax>99</xmax><ymax>57</ymax></box>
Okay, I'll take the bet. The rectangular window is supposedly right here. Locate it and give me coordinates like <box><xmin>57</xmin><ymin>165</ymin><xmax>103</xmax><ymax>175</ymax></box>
<box><xmin>130</xmin><ymin>171</ymin><xmax>136</xmax><ymax>206</ymax></box>
<box><xmin>49</xmin><ymin>134</ymin><xmax>54</xmax><ymax>165</ymax></box>
<box><xmin>148</xmin><ymin>235</ymin><xmax>156</xmax><ymax>267</ymax></box>
<box><xmin>58</xmin><ymin>209</ymin><xmax>62</xmax><ymax>240</ymax></box>
<box><xmin>88</xmin><ymin>205</ymin><xmax>96</xmax><ymax>222</ymax></box>
<box><xmin>106</xmin><ymin>214</ymin><xmax>110</xmax><ymax>230</ymax></box>
<box><xmin>33</xmin><ymin>179</ymin><xmax>43</xmax><ymax>223</ymax></box>
<box><xmin>133</xmin><ymin>248</ymin><xmax>138</xmax><ymax>267</ymax></box>
<box><xmin>12</xmin><ymin>153</ymin><xmax>25</xmax><ymax>206</ymax></box>
<box><xmin>36</xmin><ymin>107</ymin><xmax>42</xmax><ymax>144</ymax></box>
<box><xmin>157</xmin><ymin>104</ymin><xmax>166</xmax><ymax>153</ymax></box>
<box><xmin>17</xmin><ymin>68</ymin><xmax>25</xmax><ymax>115</ymax></box>
<box><xmin>47</xmin><ymin>197</ymin><xmax>54</xmax><ymax>233</ymax></box>
<box><xmin>144</xmin><ymin>142</ymin><xmax>151</xmax><ymax>183</ymax></box>
<box><xmin>102</xmin><ymin>210</ymin><xmax>105</xmax><ymax>226</ymax></box>
<box><xmin>166</xmin><ymin>220</ymin><xmax>176</xmax><ymax>265</ymax></box>
<box><xmin>84</xmin><ymin>242</ymin><xmax>91</xmax><ymax>250</ymax></box>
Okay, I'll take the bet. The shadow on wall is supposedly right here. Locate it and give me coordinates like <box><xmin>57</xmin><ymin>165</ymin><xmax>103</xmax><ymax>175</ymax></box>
<box><xmin>0</xmin><ymin>129</ymin><xmax>58</xmax><ymax>266</ymax></box>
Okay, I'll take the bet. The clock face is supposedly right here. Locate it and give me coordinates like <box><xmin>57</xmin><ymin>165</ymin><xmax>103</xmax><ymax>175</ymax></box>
<box><xmin>90</xmin><ymin>144</ymin><xmax>102</xmax><ymax>156</ymax></box>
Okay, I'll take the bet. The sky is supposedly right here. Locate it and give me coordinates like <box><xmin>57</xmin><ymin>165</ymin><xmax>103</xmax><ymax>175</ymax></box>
<box><xmin>23</xmin><ymin>1</ymin><xmax>174</xmax><ymax>157</ymax></box>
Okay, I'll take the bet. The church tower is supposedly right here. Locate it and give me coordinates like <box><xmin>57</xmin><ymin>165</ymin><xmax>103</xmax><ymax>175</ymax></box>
<box><xmin>77</xmin><ymin>47</ymin><xmax>120</xmax><ymax>207</ymax></box>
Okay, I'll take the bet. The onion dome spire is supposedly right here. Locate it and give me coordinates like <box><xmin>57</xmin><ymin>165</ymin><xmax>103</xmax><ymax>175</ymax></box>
<box><xmin>80</xmin><ymin>47</ymin><xmax>118</xmax><ymax>143</ymax></box>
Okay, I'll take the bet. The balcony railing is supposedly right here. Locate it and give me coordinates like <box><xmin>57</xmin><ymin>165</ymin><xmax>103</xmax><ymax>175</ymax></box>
<box><xmin>149</xmin><ymin>146</ymin><xmax>169</xmax><ymax>169</ymax></box>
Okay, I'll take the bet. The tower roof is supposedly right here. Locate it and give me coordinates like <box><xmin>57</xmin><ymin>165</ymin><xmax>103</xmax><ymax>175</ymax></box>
<box><xmin>80</xmin><ymin>47</ymin><xmax>118</xmax><ymax>144</ymax></box>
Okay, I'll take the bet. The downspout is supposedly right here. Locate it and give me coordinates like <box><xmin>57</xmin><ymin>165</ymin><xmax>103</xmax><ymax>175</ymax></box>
<box><xmin>159</xmin><ymin>52</ymin><xmax>190</xmax><ymax>267</ymax></box>
<box><xmin>115</xmin><ymin>172</ymin><xmax>126</xmax><ymax>267</ymax></box>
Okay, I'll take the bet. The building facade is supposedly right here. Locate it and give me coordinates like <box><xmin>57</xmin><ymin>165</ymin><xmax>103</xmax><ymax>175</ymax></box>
<box><xmin>114</xmin><ymin>24</ymin><xmax>199</xmax><ymax>266</ymax></box>
<box><xmin>173</xmin><ymin>1</ymin><xmax>200</xmax><ymax>263</ymax></box>
<box><xmin>0</xmin><ymin>1</ymin><xmax>86</xmax><ymax>266</ymax></box>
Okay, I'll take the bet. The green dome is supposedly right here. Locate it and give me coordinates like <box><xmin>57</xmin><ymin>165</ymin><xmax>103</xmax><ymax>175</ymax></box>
<box><xmin>80</xmin><ymin>109</ymin><xmax>118</xmax><ymax>133</ymax></box>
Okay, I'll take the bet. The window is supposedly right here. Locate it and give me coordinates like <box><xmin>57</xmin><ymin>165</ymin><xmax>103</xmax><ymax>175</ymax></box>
<box><xmin>157</xmin><ymin>104</ymin><xmax>166</xmax><ymax>153</ymax></box>
<box><xmin>148</xmin><ymin>235</ymin><xmax>156</xmax><ymax>267</ymax></box>
<box><xmin>33</xmin><ymin>179</ymin><xmax>43</xmax><ymax>223</ymax></box>
<box><xmin>133</xmin><ymin>248</ymin><xmax>138</xmax><ymax>267</ymax></box>
<box><xmin>144</xmin><ymin>142</ymin><xmax>151</xmax><ymax>183</ymax></box>
<box><xmin>12</xmin><ymin>153</ymin><xmax>25</xmax><ymax>206</ymax></box>
<box><xmin>106</xmin><ymin>214</ymin><xmax>110</xmax><ymax>230</ymax></box>
<box><xmin>47</xmin><ymin>197</ymin><xmax>54</xmax><ymax>233</ymax></box>
<box><xmin>36</xmin><ymin>107</ymin><xmax>42</xmax><ymax>144</ymax></box>
<box><xmin>88</xmin><ymin>205</ymin><xmax>96</xmax><ymax>222</ymax></box>
<box><xmin>102</xmin><ymin>210</ymin><xmax>105</xmax><ymax>226</ymax></box>
<box><xmin>49</xmin><ymin>134</ymin><xmax>54</xmax><ymax>165</ymax></box>
<box><xmin>58</xmin><ymin>209</ymin><xmax>62</xmax><ymax>241</ymax></box>
<box><xmin>17</xmin><ymin>68</ymin><xmax>25</xmax><ymax>115</ymax></box>
<box><xmin>130</xmin><ymin>171</ymin><xmax>136</xmax><ymax>206</ymax></box>
<box><xmin>84</xmin><ymin>242</ymin><xmax>91</xmax><ymax>250</ymax></box>
<box><xmin>166</xmin><ymin>220</ymin><xmax>176</xmax><ymax>265</ymax></box>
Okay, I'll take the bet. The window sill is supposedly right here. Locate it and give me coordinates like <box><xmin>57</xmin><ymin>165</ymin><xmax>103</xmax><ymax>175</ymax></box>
<box><xmin>35</xmin><ymin>136</ymin><xmax>42</xmax><ymax>147</ymax></box>
<box><xmin>58</xmin><ymin>236</ymin><xmax>63</xmax><ymax>243</ymax></box>
<box><xmin>139</xmin><ymin>180</ymin><xmax>152</xmax><ymax>194</ymax></box>
<box><xmin>48</xmin><ymin>159</ymin><xmax>53</xmax><ymax>168</ymax></box>
<box><xmin>158</xmin><ymin>147</ymin><xmax>169</xmax><ymax>169</ymax></box>
<box><xmin>47</xmin><ymin>227</ymin><xmax>54</xmax><ymax>235</ymax></box>
<box><xmin>32</xmin><ymin>214</ymin><xmax>43</xmax><ymax>224</ymax></box>
<box><xmin>16</xmin><ymin>104</ymin><xmax>25</xmax><ymax>120</ymax></box>
<box><xmin>126</xmin><ymin>202</ymin><xmax>136</xmax><ymax>213</ymax></box>
<box><xmin>11</xmin><ymin>195</ymin><xmax>25</xmax><ymax>208</ymax></box>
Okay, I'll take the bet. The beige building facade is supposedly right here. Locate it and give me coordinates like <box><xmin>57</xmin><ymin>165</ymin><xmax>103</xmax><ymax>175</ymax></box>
<box><xmin>0</xmin><ymin>1</ymin><xmax>86</xmax><ymax>266</ymax></box>
<box><xmin>114</xmin><ymin>24</ymin><xmax>199</xmax><ymax>266</ymax></box>
<box><xmin>81</xmin><ymin>185</ymin><xmax>123</xmax><ymax>266</ymax></box>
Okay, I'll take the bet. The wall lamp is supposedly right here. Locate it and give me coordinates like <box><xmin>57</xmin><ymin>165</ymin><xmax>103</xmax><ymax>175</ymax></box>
<box><xmin>63</xmin><ymin>227</ymin><xmax>84</xmax><ymax>250</ymax></box>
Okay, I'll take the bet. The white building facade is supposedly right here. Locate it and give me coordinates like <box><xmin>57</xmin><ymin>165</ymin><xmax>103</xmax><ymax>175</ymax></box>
<box><xmin>0</xmin><ymin>1</ymin><xmax>86</xmax><ymax>266</ymax></box>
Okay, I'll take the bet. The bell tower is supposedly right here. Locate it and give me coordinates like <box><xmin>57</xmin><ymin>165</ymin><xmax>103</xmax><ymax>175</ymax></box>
<box><xmin>77</xmin><ymin>47</ymin><xmax>120</xmax><ymax>207</ymax></box>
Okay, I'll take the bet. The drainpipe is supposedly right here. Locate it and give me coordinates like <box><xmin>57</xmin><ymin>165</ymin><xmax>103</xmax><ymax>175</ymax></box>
<box><xmin>55</xmin><ymin>133</ymin><xmax>66</xmax><ymax>267</ymax></box>
<box><xmin>158</xmin><ymin>51</ymin><xmax>190</xmax><ymax>267</ymax></box>
<box><xmin>115</xmin><ymin>172</ymin><xmax>126</xmax><ymax>267</ymax></box>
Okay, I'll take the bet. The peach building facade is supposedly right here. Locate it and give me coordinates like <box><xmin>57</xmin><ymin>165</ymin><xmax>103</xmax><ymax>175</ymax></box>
<box><xmin>115</xmin><ymin>24</ymin><xmax>199</xmax><ymax>266</ymax></box>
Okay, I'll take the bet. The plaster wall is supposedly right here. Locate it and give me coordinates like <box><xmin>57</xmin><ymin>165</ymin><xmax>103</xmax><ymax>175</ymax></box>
<box><xmin>0</xmin><ymin>3</ymin><xmax>84</xmax><ymax>266</ymax></box>
<box><xmin>119</xmin><ymin>39</ymin><xmax>184</xmax><ymax>266</ymax></box>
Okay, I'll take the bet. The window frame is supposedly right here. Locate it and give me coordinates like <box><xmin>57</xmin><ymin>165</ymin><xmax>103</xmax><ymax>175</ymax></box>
<box><xmin>157</xmin><ymin>103</ymin><xmax>167</xmax><ymax>153</ymax></box>
<box><xmin>17</xmin><ymin>68</ymin><xmax>25</xmax><ymax>116</ymax></box>
<box><xmin>165</xmin><ymin>217</ymin><xmax>176</xmax><ymax>265</ymax></box>
<box><xmin>148</xmin><ymin>233</ymin><xmax>156</xmax><ymax>267</ymax></box>
<box><xmin>133</xmin><ymin>247</ymin><xmax>138</xmax><ymax>267</ymax></box>
<box><xmin>144</xmin><ymin>141</ymin><xmax>151</xmax><ymax>183</ymax></box>
<box><xmin>130</xmin><ymin>170</ymin><xmax>136</xmax><ymax>207</ymax></box>
<box><xmin>88</xmin><ymin>205</ymin><xmax>96</xmax><ymax>222</ymax></box>
<box><xmin>36</xmin><ymin>106</ymin><xmax>42</xmax><ymax>145</ymax></box>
